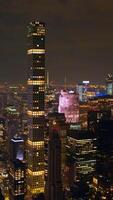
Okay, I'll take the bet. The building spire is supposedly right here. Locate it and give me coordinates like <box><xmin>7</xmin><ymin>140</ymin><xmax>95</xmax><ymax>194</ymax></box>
<box><xmin>47</xmin><ymin>70</ymin><xmax>49</xmax><ymax>88</ymax></box>
<box><xmin>64</xmin><ymin>73</ymin><xmax>67</xmax><ymax>90</ymax></box>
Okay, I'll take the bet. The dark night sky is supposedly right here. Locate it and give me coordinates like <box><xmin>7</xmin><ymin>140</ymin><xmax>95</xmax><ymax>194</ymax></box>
<box><xmin>0</xmin><ymin>0</ymin><xmax>113</xmax><ymax>84</ymax></box>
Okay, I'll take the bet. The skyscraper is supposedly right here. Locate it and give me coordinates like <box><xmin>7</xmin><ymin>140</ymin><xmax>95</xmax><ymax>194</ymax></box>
<box><xmin>67</xmin><ymin>129</ymin><xmax>96</xmax><ymax>199</ymax></box>
<box><xmin>92</xmin><ymin>119</ymin><xmax>113</xmax><ymax>199</ymax></box>
<box><xmin>106</xmin><ymin>73</ymin><xmax>113</xmax><ymax>95</ymax></box>
<box><xmin>47</xmin><ymin>113</ymin><xmax>67</xmax><ymax>200</ymax></box>
<box><xmin>58</xmin><ymin>90</ymin><xmax>79</xmax><ymax>123</ymax></box>
<box><xmin>9</xmin><ymin>135</ymin><xmax>26</xmax><ymax>200</ymax></box>
<box><xmin>27</xmin><ymin>21</ymin><xmax>46</xmax><ymax>199</ymax></box>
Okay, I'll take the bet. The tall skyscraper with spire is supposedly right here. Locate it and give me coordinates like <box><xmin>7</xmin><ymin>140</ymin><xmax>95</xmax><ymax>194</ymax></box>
<box><xmin>27</xmin><ymin>21</ymin><xmax>46</xmax><ymax>199</ymax></box>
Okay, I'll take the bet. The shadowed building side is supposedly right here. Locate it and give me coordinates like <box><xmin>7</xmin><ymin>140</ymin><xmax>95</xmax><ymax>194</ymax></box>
<box><xmin>48</xmin><ymin>130</ymin><xmax>63</xmax><ymax>200</ymax></box>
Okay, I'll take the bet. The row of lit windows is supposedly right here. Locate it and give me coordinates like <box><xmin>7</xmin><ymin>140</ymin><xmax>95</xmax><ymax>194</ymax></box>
<box><xmin>32</xmin><ymin>107</ymin><xmax>39</xmax><ymax>109</ymax></box>
<box><xmin>27</xmin><ymin>110</ymin><xmax>44</xmax><ymax>116</ymax></box>
<box><xmin>39</xmin><ymin>87</ymin><xmax>45</xmax><ymax>90</ymax></box>
<box><xmin>28</xmin><ymin>80</ymin><xmax>45</xmax><ymax>85</ymax></box>
<box><xmin>39</xmin><ymin>89</ymin><xmax>44</xmax><ymax>92</ymax></box>
<box><xmin>29</xmin><ymin>32</ymin><xmax>44</xmax><ymax>37</ymax></box>
<box><xmin>28</xmin><ymin>162</ymin><xmax>44</xmax><ymax>169</ymax></box>
<box><xmin>15</xmin><ymin>170</ymin><xmax>24</xmax><ymax>180</ymax></box>
<box><xmin>31</xmin><ymin>125</ymin><xmax>39</xmax><ymax>129</ymax></box>
<box><xmin>27</xmin><ymin>140</ymin><xmax>44</xmax><ymax>147</ymax></box>
<box><xmin>29</xmin><ymin>187</ymin><xmax>44</xmax><ymax>194</ymax></box>
<box><xmin>27</xmin><ymin>49</ymin><xmax>45</xmax><ymax>55</ymax></box>
<box><xmin>33</xmin><ymin>100</ymin><xmax>39</xmax><ymax>103</ymax></box>
<box><xmin>33</xmin><ymin>92</ymin><xmax>39</xmax><ymax>94</ymax></box>
<box><xmin>32</xmin><ymin>76</ymin><xmax>44</xmax><ymax>79</ymax></box>
<box><xmin>30</xmin><ymin>67</ymin><xmax>45</xmax><ymax>69</ymax></box>
<box><xmin>31</xmin><ymin>87</ymin><xmax>45</xmax><ymax>92</ymax></box>
<box><xmin>14</xmin><ymin>191</ymin><xmax>24</xmax><ymax>195</ymax></box>
<box><xmin>28</xmin><ymin>169</ymin><xmax>44</xmax><ymax>176</ymax></box>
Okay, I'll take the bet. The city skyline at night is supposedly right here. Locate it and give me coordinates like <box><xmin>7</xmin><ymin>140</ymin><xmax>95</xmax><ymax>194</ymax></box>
<box><xmin>0</xmin><ymin>1</ymin><xmax>113</xmax><ymax>200</ymax></box>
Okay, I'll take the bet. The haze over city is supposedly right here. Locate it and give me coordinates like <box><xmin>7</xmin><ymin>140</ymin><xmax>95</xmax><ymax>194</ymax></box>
<box><xmin>0</xmin><ymin>0</ymin><xmax>113</xmax><ymax>84</ymax></box>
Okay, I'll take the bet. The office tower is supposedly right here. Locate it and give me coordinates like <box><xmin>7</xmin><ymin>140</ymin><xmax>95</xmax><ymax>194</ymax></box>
<box><xmin>87</xmin><ymin>95</ymin><xmax>113</xmax><ymax>130</ymax></box>
<box><xmin>106</xmin><ymin>73</ymin><xmax>113</xmax><ymax>95</ymax></box>
<box><xmin>0</xmin><ymin>117</ymin><xmax>8</xmax><ymax>166</ymax></box>
<box><xmin>76</xmin><ymin>81</ymin><xmax>106</xmax><ymax>102</ymax></box>
<box><xmin>92</xmin><ymin>119</ymin><xmax>113</xmax><ymax>199</ymax></box>
<box><xmin>45</xmin><ymin>85</ymin><xmax>59</xmax><ymax>115</ymax></box>
<box><xmin>76</xmin><ymin>81</ymin><xmax>90</xmax><ymax>102</ymax></box>
<box><xmin>9</xmin><ymin>160</ymin><xmax>26</xmax><ymax>200</ymax></box>
<box><xmin>1</xmin><ymin>170</ymin><xmax>9</xmax><ymax>200</ymax></box>
<box><xmin>9</xmin><ymin>135</ymin><xmax>26</xmax><ymax>200</ymax></box>
<box><xmin>89</xmin><ymin>95</ymin><xmax>113</xmax><ymax>111</ymax></box>
<box><xmin>58</xmin><ymin>90</ymin><xmax>79</xmax><ymax>123</ymax></box>
<box><xmin>45</xmin><ymin>86</ymin><xmax>58</xmax><ymax>114</ymax></box>
<box><xmin>0</xmin><ymin>117</ymin><xmax>9</xmax><ymax>199</ymax></box>
<box><xmin>67</xmin><ymin>129</ymin><xmax>96</xmax><ymax>199</ymax></box>
<box><xmin>5</xmin><ymin>105</ymin><xmax>20</xmax><ymax>142</ymax></box>
<box><xmin>88</xmin><ymin>109</ymin><xmax>111</xmax><ymax>131</ymax></box>
<box><xmin>68</xmin><ymin>129</ymin><xmax>96</xmax><ymax>182</ymax></box>
<box><xmin>79</xmin><ymin>101</ymin><xmax>89</xmax><ymax>128</ymax></box>
<box><xmin>27</xmin><ymin>21</ymin><xmax>46</xmax><ymax>199</ymax></box>
<box><xmin>10</xmin><ymin>135</ymin><xmax>24</xmax><ymax>162</ymax></box>
<box><xmin>47</xmin><ymin>113</ymin><xmax>67</xmax><ymax>200</ymax></box>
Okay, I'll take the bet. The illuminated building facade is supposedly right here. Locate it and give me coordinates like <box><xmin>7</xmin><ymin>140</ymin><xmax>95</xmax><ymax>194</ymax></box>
<box><xmin>89</xmin><ymin>95</ymin><xmax>113</xmax><ymax>111</ymax></box>
<box><xmin>66</xmin><ymin>129</ymin><xmax>96</xmax><ymax>199</ymax></box>
<box><xmin>9</xmin><ymin>160</ymin><xmax>25</xmax><ymax>200</ymax></box>
<box><xmin>92</xmin><ymin>119</ymin><xmax>113</xmax><ymax>199</ymax></box>
<box><xmin>0</xmin><ymin>118</ymin><xmax>9</xmax><ymax>199</ymax></box>
<box><xmin>9</xmin><ymin>135</ymin><xmax>26</xmax><ymax>200</ymax></box>
<box><xmin>5</xmin><ymin>105</ymin><xmax>20</xmax><ymax>145</ymax></box>
<box><xmin>1</xmin><ymin>170</ymin><xmax>9</xmax><ymax>200</ymax></box>
<box><xmin>27</xmin><ymin>21</ymin><xmax>46</xmax><ymax>198</ymax></box>
<box><xmin>58</xmin><ymin>90</ymin><xmax>79</xmax><ymax>123</ymax></box>
<box><xmin>79</xmin><ymin>103</ymin><xmax>89</xmax><ymax>128</ymax></box>
<box><xmin>0</xmin><ymin>117</ymin><xmax>8</xmax><ymax>166</ymax></box>
<box><xmin>45</xmin><ymin>86</ymin><xmax>57</xmax><ymax>114</ymax></box>
<box><xmin>76</xmin><ymin>82</ymin><xmax>106</xmax><ymax>102</ymax></box>
<box><xmin>79</xmin><ymin>86</ymin><xmax>107</xmax><ymax>129</ymax></box>
<box><xmin>106</xmin><ymin>73</ymin><xmax>113</xmax><ymax>95</ymax></box>
<box><xmin>76</xmin><ymin>81</ymin><xmax>90</xmax><ymax>102</ymax></box>
<box><xmin>67</xmin><ymin>130</ymin><xmax>96</xmax><ymax>183</ymax></box>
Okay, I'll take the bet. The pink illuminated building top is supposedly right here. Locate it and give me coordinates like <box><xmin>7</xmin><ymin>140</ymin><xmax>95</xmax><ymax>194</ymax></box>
<box><xmin>58</xmin><ymin>90</ymin><xmax>79</xmax><ymax>123</ymax></box>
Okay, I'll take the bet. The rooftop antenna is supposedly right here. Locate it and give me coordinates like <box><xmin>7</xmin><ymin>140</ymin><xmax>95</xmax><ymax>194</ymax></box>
<box><xmin>64</xmin><ymin>73</ymin><xmax>67</xmax><ymax>90</ymax></box>
<box><xmin>47</xmin><ymin>70</ymin><xmax>49</xmax><ymax>88</ymax></box>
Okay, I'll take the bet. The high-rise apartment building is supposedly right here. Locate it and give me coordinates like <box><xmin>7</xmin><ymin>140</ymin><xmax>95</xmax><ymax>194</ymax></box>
<box><xmin>27</xmin><ymin>21</ymin><xmax>46</xmax><ymax>199</ymax></box>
